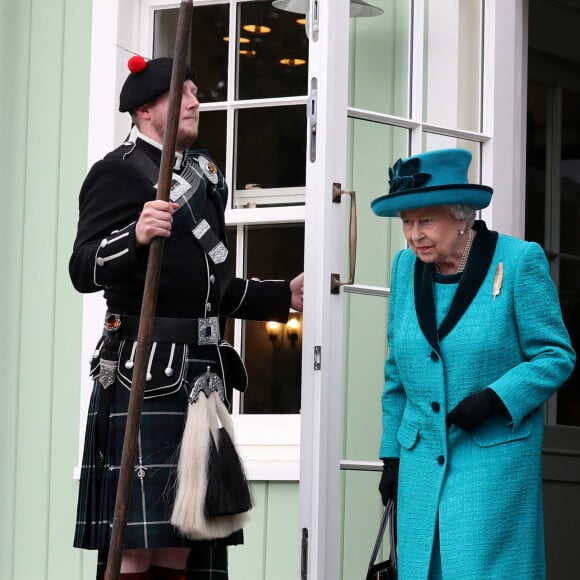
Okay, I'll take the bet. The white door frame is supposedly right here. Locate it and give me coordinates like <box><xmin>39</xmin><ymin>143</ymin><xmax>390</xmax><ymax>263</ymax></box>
<box><xmin>298</xmin><ymin>1</ymin><xmax>351</xmax><ymax>578</ymax></box>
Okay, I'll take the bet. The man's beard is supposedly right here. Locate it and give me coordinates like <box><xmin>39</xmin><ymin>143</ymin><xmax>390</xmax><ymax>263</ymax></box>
<box><xmin>176</xmin><ymin>127</ymin><xmax>198</xmax><ymax>152</ymax></box>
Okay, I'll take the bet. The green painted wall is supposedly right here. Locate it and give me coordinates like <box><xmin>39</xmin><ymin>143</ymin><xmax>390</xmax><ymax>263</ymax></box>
<box><xmin>0</xmin><ymin>0</ymin><xmax>93</xmax><ymax>578</ymax></box>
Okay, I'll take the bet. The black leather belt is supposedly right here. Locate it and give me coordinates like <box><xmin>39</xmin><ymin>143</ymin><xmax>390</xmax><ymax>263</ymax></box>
<box><xmin>106</xmin><ymin>313</ymin><xmax>220</xmax><ymax>345</ymax></box>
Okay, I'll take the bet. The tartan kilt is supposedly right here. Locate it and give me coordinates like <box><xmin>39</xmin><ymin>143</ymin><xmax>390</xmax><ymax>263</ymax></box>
<box><xmin>73</xmin><ymin>345</ymin><xmax>243</xmax><ymax>551</ymax></box>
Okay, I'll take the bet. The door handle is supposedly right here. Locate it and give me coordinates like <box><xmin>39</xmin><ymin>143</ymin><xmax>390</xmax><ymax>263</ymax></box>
<box><xmin>331</xmin><ymin>182</ymin><xmax>357</xmax><ymax>294</ymax></box>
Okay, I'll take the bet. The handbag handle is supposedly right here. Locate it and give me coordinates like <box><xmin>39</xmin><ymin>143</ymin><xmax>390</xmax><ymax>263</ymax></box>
<box><xmin>367</xmin><ymin>499</ymin><xmax>397</xmax><ymax>573</ymax></box>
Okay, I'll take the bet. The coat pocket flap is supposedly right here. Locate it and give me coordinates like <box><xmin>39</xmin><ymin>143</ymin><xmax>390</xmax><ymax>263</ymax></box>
<box><xmin>397</xmin><ymin>421</ymin><xmax>420</xmax><ymax>450</ymax></box>
<box><xmin>472</xmin><ymin>417</ymin><xmax>531</xmax><ymax>447</ymax></box>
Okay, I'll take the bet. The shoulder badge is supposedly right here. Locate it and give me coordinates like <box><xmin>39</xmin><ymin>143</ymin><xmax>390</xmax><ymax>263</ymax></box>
<box><xmin>197</xmin><ymin>155</ymin><xmax>219</xmax><ymax>185</ymax></box>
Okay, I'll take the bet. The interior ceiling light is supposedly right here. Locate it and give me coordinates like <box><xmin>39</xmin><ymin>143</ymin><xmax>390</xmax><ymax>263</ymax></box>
<box><xmin>272</xmin><ymin>0</ymin><xmax>384</xmax><ymax>18</ymax></box>
<box><xmin>296</xmin><ymin>18</ymin><xmax>307</xmax><ymax>25</ymax></box>
<box><xmin>280</xmin><ymin>58</ymin><xmax>307</xmax><ymax>66</ymax></box>
<box><xmin>223</xmin><ymin>36</ymin><xmax>251</xmax><ymax>44</ymax></box>
<box><xmin>240</xmin><ymin>49</ymin><xmax>258</xmax><ymax>57</ymax></box>
<box><xmin>243</xmin><ymin>24</ymin><xmax>272</xmax><ymax>34</ymax></box>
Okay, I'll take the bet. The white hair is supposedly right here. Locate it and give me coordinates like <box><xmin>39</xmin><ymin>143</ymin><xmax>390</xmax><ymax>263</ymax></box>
<box><xmin>448</xmin><ymin>205</ymin><xmax>476</xmax><ymax>228</ymax></box>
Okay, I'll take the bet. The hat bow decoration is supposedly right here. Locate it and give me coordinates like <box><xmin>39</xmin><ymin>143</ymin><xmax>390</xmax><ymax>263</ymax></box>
<box><xmin>388</xmin><ymin>157</ymin><xmax>431</xmax><ymax>193</ymax></box>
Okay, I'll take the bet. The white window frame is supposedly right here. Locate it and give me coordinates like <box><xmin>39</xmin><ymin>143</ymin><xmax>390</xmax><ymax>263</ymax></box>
<box><xmin>75</xmin><ymin>0</ymin><xmax>306</xmax><ymax>481</ymax></box>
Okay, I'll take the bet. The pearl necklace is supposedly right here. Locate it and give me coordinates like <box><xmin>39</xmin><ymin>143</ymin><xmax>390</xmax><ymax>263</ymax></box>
<box><xmin>435</xmin><ymin>228</ymin><xmax>474</xmax><ymax>274</ymax></box>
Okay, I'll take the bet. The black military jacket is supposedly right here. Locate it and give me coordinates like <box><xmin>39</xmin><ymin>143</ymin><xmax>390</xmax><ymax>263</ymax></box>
<box><xmin>70</xmin><ymin>137</ymin><xmax>291</xmax><ymax>322</ymax></box>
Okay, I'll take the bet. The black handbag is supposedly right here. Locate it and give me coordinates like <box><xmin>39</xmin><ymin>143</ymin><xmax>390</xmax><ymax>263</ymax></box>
<box><xmin>366</xmin><ymin>499</ymin><xmax>397</xmax><ymax>580</ymax></box>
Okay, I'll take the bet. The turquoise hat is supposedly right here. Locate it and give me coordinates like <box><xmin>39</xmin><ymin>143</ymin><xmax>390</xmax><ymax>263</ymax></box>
<box><xmin>370</xmin><ymin>148</ymin><xmax>492</xmax><ymax>217</ymax></box>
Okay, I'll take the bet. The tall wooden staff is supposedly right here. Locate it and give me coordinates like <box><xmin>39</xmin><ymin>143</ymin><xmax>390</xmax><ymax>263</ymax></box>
<box><xmin>105</xmin><ymin>2</ymin><xmax>193</xmax><ymax>578</ymax></box>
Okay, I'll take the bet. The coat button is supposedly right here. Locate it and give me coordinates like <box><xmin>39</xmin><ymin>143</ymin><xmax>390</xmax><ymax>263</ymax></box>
<box><xmin>437</xmin><ymin>455</ymin><xmax>445</xmax><ymax>466</ymax></box>
<box><xmin>430</xmin><ymin>350</ymin><xmax>439</xmax><ymax>361</ymax></box>
<box><xmin>431</xmin><ymin>402</ymin><xmax>440</xmax><ymax>412</ymax></box>
<box><xmin>209</xmin><ymin>274</ymin><xmax>215</xmax><ymax>284</ymax></box>
<box><xmin>206</xmin><ymin>303</ymin><xmax>212</xmax><ymax>312</ymax></box>
<box><xmin>96</xmin><ymin>257</ymin><xmax>105</xmax><ymax>267</ymax></box>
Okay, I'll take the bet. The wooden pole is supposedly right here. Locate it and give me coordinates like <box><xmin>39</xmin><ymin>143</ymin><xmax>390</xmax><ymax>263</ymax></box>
<box><xmin>104</xmin><ymin>2</ymin><xmax>193</xmax><ymax>578</ymax></box>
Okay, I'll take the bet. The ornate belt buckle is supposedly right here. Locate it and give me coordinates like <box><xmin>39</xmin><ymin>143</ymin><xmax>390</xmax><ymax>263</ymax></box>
<box><xmin>198</xmin><ymin>317</ymin><xmax>219</xmax><ymax>345</ymax></box>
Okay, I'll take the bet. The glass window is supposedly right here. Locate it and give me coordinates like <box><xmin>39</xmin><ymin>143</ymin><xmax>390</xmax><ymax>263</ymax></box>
<box><xmin>193</xmin><ymin>110</ymin><xmax>227</xmax><ymax>173</ymax></box>
<box><xmin>153</xmin><ymin>1</ymin><xmax>308</xmax><ymax>209</ymax></box>
<box><xmin>234</xmin><ymin>105</ymin><xmax>306</xmax><ymax>204</ymax></box>
<box><xmin>241</xmin><ymin>224</ymin><xmax>305</xmax><ymax>414</ymax></box>
<box><xmin>348</xmin><ymin>0</ymin><xmax>410</xmax><ymax>118</ymax></box>
<box><xmin>152</xmin><ymin>3</ymin><xmax>307</xmax><ymax>417</ymax></box>
<box><xmin>154</xmin><ymin>4</ymin><xmax>230</xmax><ymax>103</ymax></box>
<box><xmin>424</xmin><ymin>0</ymin><xmax>482</xmax><ymax>132</ymax></box>
<box><xmin>237</xmin><ymin>1</ymin><xmax>308</xmax><ymax>100</ymax></box>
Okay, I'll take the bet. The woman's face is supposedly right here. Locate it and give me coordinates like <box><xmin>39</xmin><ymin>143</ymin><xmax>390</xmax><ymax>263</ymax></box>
<box><xmin>400</xmin><ymin>206</ymin><xmax>466</xmax><ymax>269</ymax></box>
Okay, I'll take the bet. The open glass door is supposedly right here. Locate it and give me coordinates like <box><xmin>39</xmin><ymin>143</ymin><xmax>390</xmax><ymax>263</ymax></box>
<box><xmin>298</xmin><ymin>1</ymin><xmax>491</xmax><ymax>578</ymax></box>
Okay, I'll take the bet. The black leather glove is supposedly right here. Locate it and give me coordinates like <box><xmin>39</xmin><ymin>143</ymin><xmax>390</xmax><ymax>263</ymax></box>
<box><xmin>446</xmin><ymin>388</ymin><xmax>508</xmax><ymax>432</ymax></box>
<box><xmin>378</xmin><ymin>457</ymin><xmax>400</xmax><ymax>506</ymax></box>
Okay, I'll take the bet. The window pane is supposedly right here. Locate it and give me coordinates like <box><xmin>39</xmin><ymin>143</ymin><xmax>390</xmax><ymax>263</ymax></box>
<box><xmin>238</xmin><ymin>1</ymin><xmax>308</xmax><ymax>100</ymax></box>
<box><xmin>193</xmin><ymin>110</ymin><xmax>227</xmax><ymax>175</ymax></box>
<box><xmin>233</xmin><ymin>105</ymin><xmax>306</xmax><ymax>207</ymax></box>
<box><xmin>348</xmin><ymin>0</ymin><xmax>410</xmax><ymax>117</ymax></box>
<box><xmin>153</xmin><ymin>4</ymin><xmax>229</xmax><ymax>103</ymax></box>
<box><xmin>424</xmin><ymin>0</ymin><xmax>482</xmax><ymax>131</ymax></box>
<box><xmin>241</xmin><ymin>224</ymin><xmax>305</xmax><ymax>414</ymax></box>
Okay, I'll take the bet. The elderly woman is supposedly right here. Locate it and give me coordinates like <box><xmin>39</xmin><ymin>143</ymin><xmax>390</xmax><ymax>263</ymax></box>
<box><xmin>371</xmin><ymin>148</ymin><xmax>575</xmax><ymax>579</ymax></box>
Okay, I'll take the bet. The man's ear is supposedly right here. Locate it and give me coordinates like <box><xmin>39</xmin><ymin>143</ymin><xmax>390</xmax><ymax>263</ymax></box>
<box><xmin>134</xmin><ymin>103</ymin><xmax>152</xmax><ymax>121</ymax></box>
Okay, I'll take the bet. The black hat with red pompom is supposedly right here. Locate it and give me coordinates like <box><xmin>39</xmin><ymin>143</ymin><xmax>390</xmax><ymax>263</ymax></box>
<box><xmin>119</xmin><ymin>56</ymin><xmax>197</xmax><ymax>113</ymax></box>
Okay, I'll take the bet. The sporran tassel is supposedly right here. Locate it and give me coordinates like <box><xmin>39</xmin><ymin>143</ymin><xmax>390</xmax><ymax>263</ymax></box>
<box><xmin>171</xmin><ymin>368</ymin><xmax>251</xmax><ymax>540</ymax></box>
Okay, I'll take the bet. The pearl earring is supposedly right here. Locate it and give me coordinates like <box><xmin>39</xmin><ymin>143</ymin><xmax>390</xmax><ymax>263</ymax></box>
<box><xmin>459</xmin><ymin>229</ymin><xmax>465</xmax><ymax>235</ymax></box>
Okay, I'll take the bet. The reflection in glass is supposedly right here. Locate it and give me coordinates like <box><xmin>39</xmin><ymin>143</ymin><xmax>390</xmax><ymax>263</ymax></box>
<box><xmin>424</xmin><ymin>0</ymin><xmax>482</xmax><ymax>131</ymax></box>
<box><xmin>238</xmin><ymin>1</ymin><xmax>308</xmax><ymax>100</ymax></box>
<box><xmin>348</xmin><ymin>0</ymin><xmax>410</xmax><ymax>118</ymax></box>
<box><xmin>241</xmin><ymin>224</ymin><xmax>305</xmax><ymax>414</ymax></box>
<box><xmin>234</xmin><ymin>105</ymin><xmax>306</xmax><ymax>199</ymax></box>
<box><xmin>153</xmin><ymin>4</ymin><xmax>229</xmax><ymax>103</ymax></box>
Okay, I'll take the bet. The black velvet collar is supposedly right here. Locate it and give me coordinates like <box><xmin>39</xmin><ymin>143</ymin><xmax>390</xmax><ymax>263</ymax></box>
<box><xmin>413</xmin><ymin>220</ymin><xmax>498</xmax><ymax>353</ymax></box>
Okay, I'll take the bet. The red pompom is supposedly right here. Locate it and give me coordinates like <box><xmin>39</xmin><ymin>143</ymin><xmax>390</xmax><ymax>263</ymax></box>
<box><xmin>128</xmin><ymin>55</ymin><xmax>147</xmax><ymax>74</ymax></box>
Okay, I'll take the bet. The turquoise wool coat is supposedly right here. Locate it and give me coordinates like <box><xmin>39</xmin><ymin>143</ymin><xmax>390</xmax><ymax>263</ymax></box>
<box><xmin>379</xmin><ymin>221</ymin><xmax>575</xmax><ymax>580</ymax></box>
